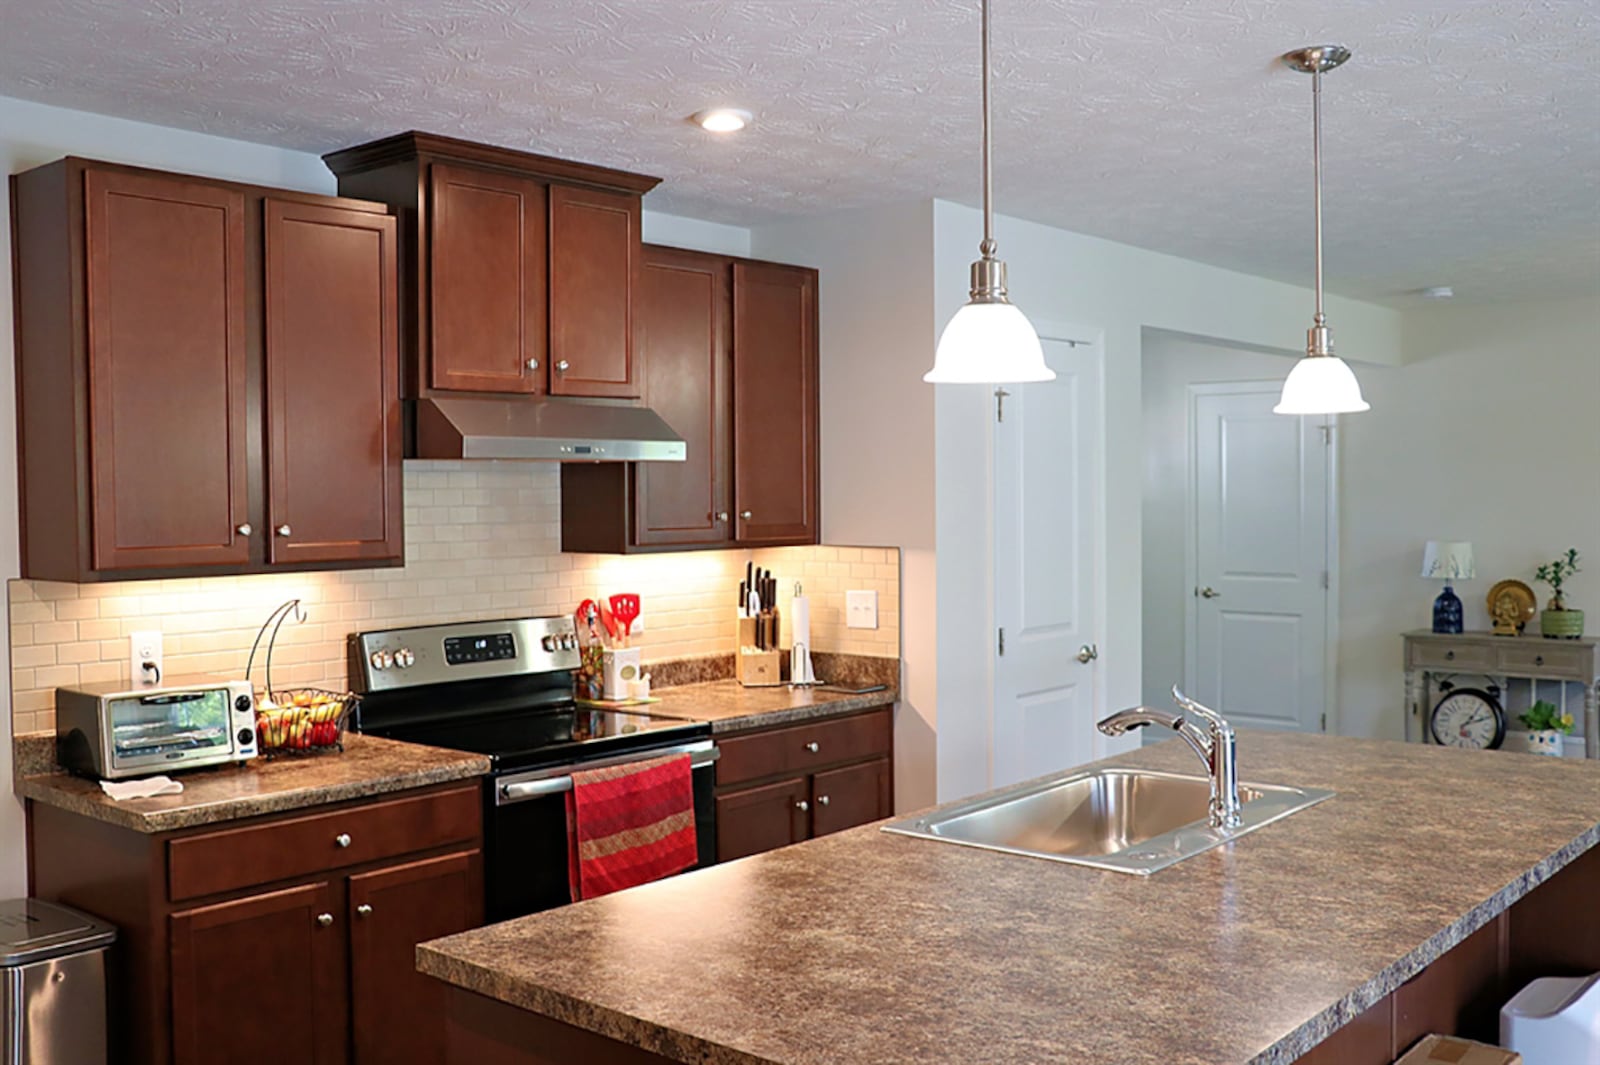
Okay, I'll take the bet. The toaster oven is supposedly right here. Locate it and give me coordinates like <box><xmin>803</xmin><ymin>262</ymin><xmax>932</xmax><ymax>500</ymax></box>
<box><xmin>55</xmin><ymin>678</ymin><xmax>258</xmax><ymax>780</ymax></box>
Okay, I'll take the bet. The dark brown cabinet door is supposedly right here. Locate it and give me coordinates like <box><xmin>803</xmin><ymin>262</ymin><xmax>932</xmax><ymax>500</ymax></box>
<box><xmin>548</xmin><ymin>184</ymin><xmax>640</xmax><ymax>398</ymax></box>
<box><xmin>634</xmin><ymin>246</ymin><xmax>732</xmax><ymax>546</ymax></box>
<box><xmin>429</xmin><ymin>163</ymin><xmax>547</xmax><ymax>394</ymax></box>
<box><xmin>811</xmin><ymin>757</ymin><xmax>893</xmax><ymax>838</ymax></box>
<box><xmin>349</xmin><ymin>851</ymin><xmax>482</xmax><ymax>1065</ymax></box>
<box><xmin>169</xmin><ymin>880</ymin><xmax>346</xmax><ymax>1065</ymax></box>
<box><xmin>84</xmin><ymin>168</ymin><xmax>250</xmax><ymax>570</ymax></box>
<box><xmin>715</xmin><ymin>777</ymin><xmax>810</xmax><ymax>862</ymax></box>
<box><xmin>264</xmin><ymin>199</ymin><xmax>403</xmax><ymax>565</ymax></box>
<box><xmin>731</xmin><ymin>261</ymin><xmax>819</xmax><ymax>545</ymax></box>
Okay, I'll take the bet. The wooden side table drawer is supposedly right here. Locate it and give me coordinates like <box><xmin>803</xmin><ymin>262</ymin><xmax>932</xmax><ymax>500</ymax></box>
<box><xmin>716</xmin><ymin>708</ymin><xmax>892</xmax><ymax>787</ymax></box>
<box><xmin>1495</xmin><ymin>643</ymin><xmax>1592</xmax><ymax>677</ymax></box>
<box><xmin>1408</xmin><ymin>642</ymin><xmax>1494</xmax><ymax>671</ymax></box>
<box><xmin>167</xmin><ymin>783</ymin><xmax>480</xmax><ymax>902</ymax></box>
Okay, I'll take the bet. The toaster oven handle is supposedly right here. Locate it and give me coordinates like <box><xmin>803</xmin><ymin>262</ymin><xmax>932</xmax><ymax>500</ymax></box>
<box><xmin>497</xmin><ymin>743</ymin><xmax>720</xmax><ymax>805</ymax></box>
<box><xmin>139</xmin><ymin>692</ymin><xmax>206</xmax><ymax>705</ymax></box>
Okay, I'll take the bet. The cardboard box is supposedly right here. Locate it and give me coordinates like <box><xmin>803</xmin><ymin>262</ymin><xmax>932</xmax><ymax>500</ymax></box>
<box><xmin>1394</xmin><ymin>1034</ymin><xmax>1521</xmax><ymax>1065</ymax></box>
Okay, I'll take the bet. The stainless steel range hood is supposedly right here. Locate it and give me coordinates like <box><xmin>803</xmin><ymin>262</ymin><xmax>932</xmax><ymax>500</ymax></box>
<box><xmin>414</xmin><ymin>395</ymin><xmax>686</xmax><ymax>461</ymax></box>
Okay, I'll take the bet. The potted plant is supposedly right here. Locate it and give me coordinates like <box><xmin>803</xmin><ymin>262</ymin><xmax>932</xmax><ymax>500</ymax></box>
<box><xmin>1535</xmin><ymin>549</ymin><xmax>1584</xmax><ymax>639</ymax></box>
<box><xmin>1517</xmin><ymin>700</ymin><xmax>1574</xmax><ymax>757</ymax></box>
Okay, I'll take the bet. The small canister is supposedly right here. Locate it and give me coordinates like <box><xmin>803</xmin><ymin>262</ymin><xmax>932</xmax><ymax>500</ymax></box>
<box><xmin>602</xmin><ymin>648</ymin><xmax>643</xmax><ymax>701</ymax></box>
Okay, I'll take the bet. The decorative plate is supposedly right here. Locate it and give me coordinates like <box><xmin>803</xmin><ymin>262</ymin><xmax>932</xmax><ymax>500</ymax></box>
<box><xmin>1486</xmin><ymin>579</ymin><xmax>1537</xmax><ymax>629</ymax></box>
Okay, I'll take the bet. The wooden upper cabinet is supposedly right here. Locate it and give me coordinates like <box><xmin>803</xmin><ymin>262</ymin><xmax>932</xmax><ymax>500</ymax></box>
<box><xmin>428</xmin><ymin>164</ymin><xmax>547</xmax><ymax>394</ymax></box>
<box><xmin>84</xmin><ymin>168</ymin><xmax>251</xmax><ymax>571</ymax></box>
<box><xmin>548</xmin><ymin>184</ymin><xmax>641</xmax><ymax>398</ymax></box>
<box><xmin>732</xmin><ymin>261</ymin><xmax>820</xmax><ymax>545</ymax></box>
<box><xmin>633</xmin><ymin>246</ymin><xmax>732</xmax><ymax>547</ymax></box>
<box><xmin>264</xmin><ymin>199</ymin><xmax>403</xmax><ymax>565</ymax></box>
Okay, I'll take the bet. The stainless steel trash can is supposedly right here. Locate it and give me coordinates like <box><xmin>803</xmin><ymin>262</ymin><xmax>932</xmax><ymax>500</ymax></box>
<box><xmin>1</xmin><ymin>898</ymin><xmax>116</xmax><ymax>1065</ymax></box>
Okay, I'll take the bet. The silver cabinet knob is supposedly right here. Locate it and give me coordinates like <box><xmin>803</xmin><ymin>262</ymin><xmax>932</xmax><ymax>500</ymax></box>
<box><xmin>526</xmin><ymin>358</ymin><xmax>539</xmax><ymax>370</ymax></box>
<box><xmin>716</xmin><ymin>512</ymin><xmax>730</xmax><ymax>522</ymax></box>
<box><xmin>556</xmin><ymin>360</ymin><xmax>570</xmax><ymax>372</ymax></box>
<box><xmin>1076</xmin><ymin>644</ymin><xmax>1099</xmax><ymax>664</ymax></box>
<box><xmin>316</xmin><ymin>913</ymin><xmax>334</xmax><ymax>927</ymax></box>
<box><xmin>816</xmin><ymin>795</ymin><xmax>830</xmax><ymax>807</ymax></box>
<box><xmin>740</xmin><ymin>510</ymin><xmax>753</xmax><ymax>520</ymax></box>
<box><xmin>236</xmin><ymin>523</ymin><xmax>253</xmax><ymax>536</ymax></box>
<box><xmin>795</xmin><ymin>800</ymin><xmax>809</xmax><ymax>812</ymax></box>
<box><xmin>1197</xmin><ymin>586</ymin><xmax>1220</xmax><ymax>599</ymax></box>
<box><xmin>334</xmin><ymin>833</ymin><xmax>352</xmax><ymax>848</ymax></box>
<box><xmin>356</xmin><ymin>904</ymin><xmax>373</xmax><ymax>918</ymax></box>
<box><xmin>804</xmin><ymin>741</ymin><xmax>820</xmax><ymax>754</ymax></box>
<box><xmin>276</xmin><ymin>524</ymin><xmax>292</xmax><ymax>537</ymax></box>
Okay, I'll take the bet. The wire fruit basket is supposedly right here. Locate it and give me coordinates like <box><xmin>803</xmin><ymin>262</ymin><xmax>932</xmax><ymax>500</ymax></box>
<box><xmin>255</xmin><ymin>689</ymin><xmax>357</xmax><ymax>753</ymax></box>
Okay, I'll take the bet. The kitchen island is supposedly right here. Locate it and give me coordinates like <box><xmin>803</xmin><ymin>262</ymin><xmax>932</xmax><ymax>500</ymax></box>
<box><xmin>418</xmin><ymin>732</ymin><xmax>1600</xmax><ymax>1065</ymax></box>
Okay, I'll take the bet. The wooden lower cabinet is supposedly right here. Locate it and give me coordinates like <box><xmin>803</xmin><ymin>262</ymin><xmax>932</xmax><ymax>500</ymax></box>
<box><xmin>27</xmin><ymin>781</ymin><xmax>484</xmax><ymax>1065</ymax></box>
<box><xmin>713</xmin><ymin>708</ymin><xmax>893</xmax><ymax>863</ymax></box>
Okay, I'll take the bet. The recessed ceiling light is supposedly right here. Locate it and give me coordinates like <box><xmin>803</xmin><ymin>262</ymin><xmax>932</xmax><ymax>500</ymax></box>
<box><xmin>690</xmin><ymin>108</ymin><xmax>752</xmax><ymax>134</ymax></box>
<box><xmin>1421</xmin><ymin>285</ymin><xmax>1455</xmax><ymax>300</ymax></box>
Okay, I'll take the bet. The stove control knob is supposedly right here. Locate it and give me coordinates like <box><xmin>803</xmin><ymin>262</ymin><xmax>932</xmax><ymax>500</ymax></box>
<box><xmin>369</xmin><ymin>650</ymin><xmax>387</xmax><ymax>671</ymax></box>
<box><xmin>563</xmin><ymin>634</ymin><xmax>578</xmax><ymax>651</ymax></box>
<box><xmin>376</xmin><ymin>650</ymin><xmax>394</xmax><ymax>670</ymax></box>
<box><xmin>541</xmin><ymin>636</ymin><xmax>556</xmax><ymax>652</ymax></box>
<box><xmin>395</xmin><ymin>649</ymin><xmax>415</xmax><ymax>668</ymax></box>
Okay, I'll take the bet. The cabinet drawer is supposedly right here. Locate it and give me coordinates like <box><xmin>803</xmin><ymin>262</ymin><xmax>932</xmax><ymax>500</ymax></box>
<box><xmin>716</xmin><ymin>709</ymin><xmax>891</xmax><ymax>787</ymax></box>
<box><xmin>1495</xmin><ymin>643</ymin><xmax>1594</xmax><ymax>677</ymax></box>
<box><xmin>168</xmin><ymin>784</ymin><xmax>480</xmax><ymax>902</ymax></box>
<box><xmin>1408</xmin><ymin>642</ymin><xmax>1494</xmax><ymax>671</ymax></box>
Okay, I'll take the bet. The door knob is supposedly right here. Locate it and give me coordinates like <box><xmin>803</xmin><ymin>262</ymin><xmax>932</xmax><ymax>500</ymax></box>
<box><xmin>276</xmin><ymin>524</ymin><xmax>292</xmax><ymax>537</ymax></box>
<box><xmin>740</xmin><ymin>510</ymin><xmax>753</xmax><ymax>520</ymax></box>
<box><xmin>816</xmin><ymin>795</ymin><xmax>830</xmax><ymax>806</ymax></box>
<box><xmin>556</xmin><ymin>360</ymin><xmax>570</xmax><ymax>373</ymax></box>
<box><xmin>526</xmin><ymin>358</ymin><xmax>539</xmax><ymax>370</ymax></box>
<box><xmin>334</xmin><ymin>833</ymin><xmax>351</xmax><ymax>848</ymax></box>
<box><xmin>1197</xmin><ymin>586</ymin><xmax>1221</xmax><ymax>599</ymax></box>
<box><xmin>716</xmin><ymin>512</ymin><xmax>730</xmax><ymax>522</ymax></box>
<box><xmin>235</xmin><ymin>523</ymin><xmax>253</xmax><ymax>536</ymax></box>
<box><xmin>1076</xmin><ymin>644</ymin><xmax>1099</xmax><ymax>664</ymax></box>
<box><xmin>356</xmin><ymin>904</ymin><xmax>373</xmax><ymax>918</ymax></box>
<box><xmin>795</xmin><ymin>800</ymin><xmax>809</xmax><ymax>812</ymax></box>
<box><xmin>316</xmin><ymin>913</ymin><xmax>334</xmax><ymax>928</ymax></box>
<box><xmin>803</xmin><ymin>741</ymin><xmax>820</xmax><ymax>753</ymax></box>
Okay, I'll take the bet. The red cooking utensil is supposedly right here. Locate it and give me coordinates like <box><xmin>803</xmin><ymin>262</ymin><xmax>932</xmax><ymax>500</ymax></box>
<box><xmin>609</xmin><ymin>594</ymin><xmax>641</xmax><ymax>646</ymax></box>
<box><xmin>597</xmin><ymin>598</ymin><xmax>619</xmax><ymax>646</ymax></box>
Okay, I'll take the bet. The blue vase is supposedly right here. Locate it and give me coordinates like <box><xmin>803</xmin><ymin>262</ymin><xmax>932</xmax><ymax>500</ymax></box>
<box><xmin>1432</xmin><ymin>584</ymin><xmax>1464</xmax><ymax>634</ymax></box>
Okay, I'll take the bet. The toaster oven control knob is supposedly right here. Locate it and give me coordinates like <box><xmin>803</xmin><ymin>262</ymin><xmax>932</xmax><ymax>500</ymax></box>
<box><xmin>235</xmin><ymin>695</ymin><xmax>253</xmax><ymax>713</ymax></box>
<box><xmin>238</xmin><ymin>728</ymin><xmax>254</xmax><ymax>746</ymax></box>
<box><xmin>395</xmin><ymin>649</ymin><xmax>414</xmax><ymax>668</ymax></box>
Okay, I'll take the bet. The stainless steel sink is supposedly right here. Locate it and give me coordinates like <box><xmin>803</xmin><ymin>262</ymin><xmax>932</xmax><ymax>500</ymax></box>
<box><xmin>882</xmin><ymin>767</ymin><xmax>1333</xmax><ymax>875</ymax></box>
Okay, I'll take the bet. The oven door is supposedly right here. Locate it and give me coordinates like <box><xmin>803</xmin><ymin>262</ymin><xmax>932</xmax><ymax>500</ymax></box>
<box><xmin>105</xmin><ymin>688</ymin><xmax>238</xmax><ymax>775</ymax></box>
<box><xmin>484</xmin><ymin>739</ymin><xmax>719</xmax><ymax>921</ymax></box>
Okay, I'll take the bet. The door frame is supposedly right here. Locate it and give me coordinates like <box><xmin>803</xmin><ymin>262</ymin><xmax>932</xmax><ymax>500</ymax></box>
<box><xmin>987</xmin><ymin>319</ymin><xmax>1111</xmax><ymax>774</ymax></box>
<box><xmin>1181</xmin><ymin>381</ymin><xmax>1341</xmax><ymax>734</ymax></box>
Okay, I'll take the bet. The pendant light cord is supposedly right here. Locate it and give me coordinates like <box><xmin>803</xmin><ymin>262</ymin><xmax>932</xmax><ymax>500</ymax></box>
<box><xmin>1312</xmin><ymin>64</ymin><xmax>1324</xmax><ymax>327</ymax></box>
<box><xmin>980</xmin><ymin>0</ymin><xmax>995</xmax><ymax>257</ymax></box>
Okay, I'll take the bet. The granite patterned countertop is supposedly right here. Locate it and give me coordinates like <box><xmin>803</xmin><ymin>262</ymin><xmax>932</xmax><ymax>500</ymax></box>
<box><xmin>17</xmin><ymin>733</ymin><xmax>490</xmax><ymax>833</ymax></box>
<box><xmin>418</xmin><ymin>732</ymin><xmax>1600</xmax><ymax>1065</ymax></box>
<box><xmin>649</xmin><ymin>680</ymin><xmax>897</xmax><ymax>734</ymax></box>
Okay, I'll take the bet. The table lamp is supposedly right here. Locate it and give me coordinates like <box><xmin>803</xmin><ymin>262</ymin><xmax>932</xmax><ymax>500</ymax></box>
<box><xmin>1422</xmin><ymin>541</ymin><xmax>1474</xmax><ymax>634</ymax></box>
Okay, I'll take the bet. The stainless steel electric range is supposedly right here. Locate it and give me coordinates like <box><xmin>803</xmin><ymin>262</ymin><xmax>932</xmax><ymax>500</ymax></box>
<box><xmin>348</xmin><ymin>616</ymin><xmax>716</xmax><ymax>921</ymax></box>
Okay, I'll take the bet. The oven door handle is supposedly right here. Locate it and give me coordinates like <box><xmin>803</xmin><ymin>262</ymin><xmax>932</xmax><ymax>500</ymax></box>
<box><xmin>496</xmin><ymin>741</ymin><xmax>720</xmax><ymax>805</ymax></box>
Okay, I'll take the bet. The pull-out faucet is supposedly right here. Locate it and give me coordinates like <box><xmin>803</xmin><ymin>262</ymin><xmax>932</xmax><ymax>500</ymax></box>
<box><xmin>1097</xmin><ymin>685</ymin><xmax>1242</xmax><ymax>830</ymax></box>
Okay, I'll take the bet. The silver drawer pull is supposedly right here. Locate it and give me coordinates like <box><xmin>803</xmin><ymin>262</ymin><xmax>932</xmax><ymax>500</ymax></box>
<box><xmin>804</xmin><ymin>742</ymin><xmax>820</xmax><ymax>754</ymax></box>
<box><xmin>1445</xmin><ymin>650</ymin><xmax>1455</xmax><ymax>661</ymax></box>
<box><xmin>316</xmin><ymin>913</ymin><xmax>333</xmax><ymax>928</ymax></box>
<box><xmin>356</xmin><ymin>904</ymin><xmax>373</xmax><ymax>917</ymax></box>
<box><xmin>334</xmin><ymin>833</ymin><xmax>352</xmax><ymax>848</ymax></box>
<box><xmin>816</xmin><ymin>795</ymin><xmax>830</xmax><ymax>806</ymax></box>
<box><xmin>276</xmin><ymin>524</ymin><xmax>293</xmax><ymax>537</ymax></box>
<box><xmin>795</xmin><ymin>800</ymin><xmax>809</xmax><ymax>812</ymax></box>
<box><xmin>236</xmin><ymin>523</ymin><xmax>253</xmax><ymax>536</ymax></box>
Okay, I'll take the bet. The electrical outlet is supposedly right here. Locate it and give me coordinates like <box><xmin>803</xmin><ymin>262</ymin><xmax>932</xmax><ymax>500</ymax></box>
<box><xmin>629</xmin><ymin>612</ymin><xmax>644</xmax><ymax>634</ymax></box>
<box><xmin>846</xmin><ymin>590</ymin><xmax>878</xmax><ymax>630</ymax></box>
<box><xmin>130</xmin><ymin>630</ymin><xmax>164</xmax><ymax>688</ymax></box>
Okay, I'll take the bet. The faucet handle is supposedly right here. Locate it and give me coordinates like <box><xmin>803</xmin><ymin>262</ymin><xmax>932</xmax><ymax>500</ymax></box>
<box><xmin>1171</xmin><ymin>685</ymin><xmax>1230</xmax><ymax>732</ymax></box>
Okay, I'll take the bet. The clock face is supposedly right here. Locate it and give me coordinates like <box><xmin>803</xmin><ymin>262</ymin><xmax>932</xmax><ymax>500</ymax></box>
<box><xmin>1430</xmin><ymin>690</ymin><xmax>1505</xmax><ymax>750</ymax></box>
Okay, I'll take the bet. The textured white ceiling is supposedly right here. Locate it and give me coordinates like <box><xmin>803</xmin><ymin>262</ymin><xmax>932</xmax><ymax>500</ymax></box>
<box><xmin>4</xmin><ymin>0</ymin><xmax>1598</xmax><ymax>305</ymax></box>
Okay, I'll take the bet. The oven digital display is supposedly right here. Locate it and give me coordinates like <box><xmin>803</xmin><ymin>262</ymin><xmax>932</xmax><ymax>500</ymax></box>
<box><xmin>444</xmin><ymin>633</ymin><xmax>517</xmax><ymax>665</ymax></box>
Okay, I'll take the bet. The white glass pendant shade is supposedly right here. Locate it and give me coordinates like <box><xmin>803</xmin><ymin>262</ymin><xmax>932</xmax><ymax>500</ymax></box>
<box><xmin>926</xmin><ymin>302</ymin><xmax>1054</xmax><ymax>383</ymax></box>
<box><xmin>1272</xmin><ymin>355</ymin><xmax>1370</xmax><ymax>415</ymax></box>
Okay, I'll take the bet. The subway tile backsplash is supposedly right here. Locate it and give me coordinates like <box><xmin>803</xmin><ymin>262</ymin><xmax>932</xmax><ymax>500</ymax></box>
<box><xmin>9</xmin><ymin>461</ymin><xmax>899</xmax><ymax>733</ymax></box>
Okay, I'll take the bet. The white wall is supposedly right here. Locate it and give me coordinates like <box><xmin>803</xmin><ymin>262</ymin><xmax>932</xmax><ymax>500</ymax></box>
<box><xmin>750</xmin><ymin>202</ymin><xmax>939</xmax><ymax>811</ymax></box>
<box><xmin>1339</xmin><ymin>295</ymin><xmax>1600</xmax><ymax>740</ymax></box>
<box><xmin>930</xmin><ymin>199</ymin><xmax>1405</xmax><ymax>801</ymax></box>
<box><xmin>640</xmin><ymin>211</ymin><xmax>751</xmax><ymax>258</ymax></box>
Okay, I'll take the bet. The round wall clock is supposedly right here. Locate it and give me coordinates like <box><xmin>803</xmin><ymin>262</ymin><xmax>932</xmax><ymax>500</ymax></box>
<box><xmin>1429</xmin><ymin>688</ymin><xmax>1506</xmax><ymax>750</ymax></box>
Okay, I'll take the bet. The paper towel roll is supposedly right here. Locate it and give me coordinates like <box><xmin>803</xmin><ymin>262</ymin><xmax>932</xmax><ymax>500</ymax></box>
<box><xmin>789</xmin><ymin>593</ymin><xmax>816</xmax><ymax>684</ymax></box>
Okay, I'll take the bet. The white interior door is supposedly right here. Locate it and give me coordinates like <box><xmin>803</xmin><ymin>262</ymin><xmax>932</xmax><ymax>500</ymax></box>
<box><xmin>1187</xmin><ymin>384</ymin><xmax>1328</xmax><ymax>732</ymax></box>
<box><xmin>993</xmin><ymin>336</ymin><xmax>1102</xmax><ymax>787</ymax></box>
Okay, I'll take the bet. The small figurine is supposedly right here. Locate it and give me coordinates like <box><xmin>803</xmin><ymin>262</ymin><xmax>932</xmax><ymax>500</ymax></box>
<box><xmin>1491</xmin><ymin>589</ymin><xmax>1525</xmax><ymax>636</ymax></box>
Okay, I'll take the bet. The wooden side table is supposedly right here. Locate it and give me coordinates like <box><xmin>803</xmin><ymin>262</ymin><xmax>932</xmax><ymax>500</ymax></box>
<box><xmin>1403</xmin><ymin>630</ymin><xmax>1600</xmax><ymax>758</ymax></box>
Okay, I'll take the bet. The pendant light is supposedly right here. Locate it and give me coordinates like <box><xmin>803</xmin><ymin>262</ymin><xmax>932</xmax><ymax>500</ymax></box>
<box><xmin>1274</xmin><ymin>45</ymin><xmax>1370</xmax><ymax>415</ymax></box>
<box><xmin>924</xmin><ymin>0</ymin><xmax>1053</xmax><ymax>384</ymax></box>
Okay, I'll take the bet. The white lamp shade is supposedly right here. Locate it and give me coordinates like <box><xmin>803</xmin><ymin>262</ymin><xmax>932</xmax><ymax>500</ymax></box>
<box><xmin>925</xmin><ymin>302</ymin><xmax>1056</xmax><ymax>383</ymax></box>
<box><xmin>1421</xmin><ymin>541</ymin><xmax>1475</xmax><ymax>580</ymax></box>
<box><xmin>1272</xmin><ymin>355</ymin><xmax>1370</xmax><ymax>415</ymax></box>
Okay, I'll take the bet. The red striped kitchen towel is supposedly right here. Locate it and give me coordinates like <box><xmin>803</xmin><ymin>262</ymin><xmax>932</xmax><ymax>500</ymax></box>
<box><xmin>566</xmin><ymin>754</ymin><xmax>697</xmax><ymax>901</ymax></box>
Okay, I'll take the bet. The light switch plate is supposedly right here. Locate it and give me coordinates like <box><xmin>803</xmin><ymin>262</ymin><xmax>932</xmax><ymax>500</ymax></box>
<box><xmin>129</xmin><ymin>630</ymin><xmax>164</xmax><ymax>688</ymax></box>
<box><xmin>846</xmin><ymin>590</ymin><xmax>878</xmax><ymax>630</ymax></box>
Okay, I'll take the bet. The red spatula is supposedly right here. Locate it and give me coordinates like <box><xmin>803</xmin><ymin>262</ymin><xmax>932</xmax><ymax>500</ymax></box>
<box><xmin>609</xmin><ymin>594</ymin><xmax>640</xmax><ymax>647</ymax></box>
